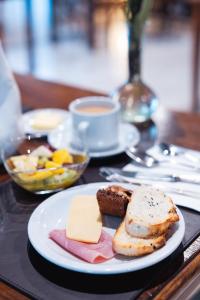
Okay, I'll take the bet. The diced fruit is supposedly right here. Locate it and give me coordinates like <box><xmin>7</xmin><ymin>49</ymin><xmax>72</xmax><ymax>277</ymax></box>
<box><xmin>8</xmin><ymin>146</ymin><xmax>82</xmax><ymax>193</ymax></box>
<box><xmin>30</xmin><ymin>145</ymin><xmax>53</xmax><ymax>158</ymax></box>
<box><xmin>38</xmin><ymin>157</ymin><xmax>48</xmax><ymax>168</ymax></box>
<box><xmin>18</xmin><ymin>170</ymin><xmax>53</xmax><ymax>182</ymax></box>
<box><xmin>45</xmin><ymin>160</ymin><xmax>64</xmax><ymax>175</ymax></box>
<box><xmin>46</xmin><ymin>169</ymin><xmax>78</xmax><ymax>185</ymax></box>
<box><xmin>15</xmin><ymin>169</ymin><xmax>78</xmax><ymax>192</ymax></box>
<box><xmin>10</xmin><ymin>155</ymin><xmax>38</xmax><ymax>172</ymax></box>
<box><xmin>45</xmin><ymin>161</ymin><xmax>60</xmax><ymax>168</ymax></box>
<box><xmin>52</xmin><ymin>149</ymin><xmax>73</xmax><ymax>164</ymax></box>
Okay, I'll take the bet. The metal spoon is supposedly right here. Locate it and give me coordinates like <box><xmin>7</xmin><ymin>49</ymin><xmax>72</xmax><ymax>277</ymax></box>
<box><xmin>126</xmin><ymin>146</ymin><xmax>197</xmax><ymax>169</ymax></box>
<box><xmin>158</xmin><ymin>143</ymin><xmax>183</xmax><ymax>157</ymax></box>
<box><xmin>125</xmin><ymin>146</ymin><xmax>163</xmax><ymax>168</ymax></box>
<box><xmin>159</xmin><ymin>143</ymin><xmax>200</xmax><ymax>165</ymax></box>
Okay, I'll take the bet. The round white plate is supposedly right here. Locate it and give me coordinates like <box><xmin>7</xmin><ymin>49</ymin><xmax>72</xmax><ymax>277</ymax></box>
<box><xmin>21</xmin><ymin>108</ymin><xmax>69</xmax><ymax>136</ymax></box>
<box><xmin>28</xmin><ymin>182</ymin><xmax>185</xmax><ymax>275</ymax></box>
<box><xmin>48</xmin><ymin>121</ymin><xmax>140</xmax><ymax>158</ymax></box>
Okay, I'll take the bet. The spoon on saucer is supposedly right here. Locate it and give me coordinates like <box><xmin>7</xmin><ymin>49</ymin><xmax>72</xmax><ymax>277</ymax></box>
<box><xmin>126</xmin><ymin>146</ymin><xmax>197</xmax><ymax>169</ymax></box>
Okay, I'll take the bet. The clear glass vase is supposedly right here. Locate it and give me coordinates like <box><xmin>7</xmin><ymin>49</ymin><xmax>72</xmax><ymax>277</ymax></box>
<box><xmin>113</xmin><ymin>0</ymin><xmax>158</xmax><ymax>123</ymax></box>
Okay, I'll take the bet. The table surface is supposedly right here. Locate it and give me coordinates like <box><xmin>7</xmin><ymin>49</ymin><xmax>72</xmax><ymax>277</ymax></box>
<box><xmin>0</xmin><ymin>74</ymin><xmax>200</xmax><ymax>300</ymax></box>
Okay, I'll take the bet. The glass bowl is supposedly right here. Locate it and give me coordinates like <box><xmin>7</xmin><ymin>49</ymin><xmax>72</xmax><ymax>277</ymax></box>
<box><xmin>1</xmin><ymin>135</ymin><xmax>89</xmax><ymax>194</ymax></box>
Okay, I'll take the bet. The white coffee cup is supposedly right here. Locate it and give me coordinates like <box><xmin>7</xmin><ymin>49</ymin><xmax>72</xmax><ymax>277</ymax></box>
<box><xmin>69</xmin><ymin>96</ymin><xmax>120</xmax><ymax>152</ymax></box>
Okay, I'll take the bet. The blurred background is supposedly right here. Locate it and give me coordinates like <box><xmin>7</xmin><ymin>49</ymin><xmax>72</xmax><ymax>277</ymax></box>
<box><xmin>0</xmin><ymin>0</ymin><xmax>199</xmax><ymax>112</ymax></box>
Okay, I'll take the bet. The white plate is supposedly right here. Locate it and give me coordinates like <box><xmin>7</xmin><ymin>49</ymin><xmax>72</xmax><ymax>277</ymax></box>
<box><xmin>48</xmin><ymin>121</ymin><xmax>140</xmax><ymax>158</ymax></box>
<box><xmin>21</xmin><ymin>108</ymin><xmax>69</xmax><ymax>136</ymax></box>
<box><xmin>28</xmin><ymin>182</ymin><xmax>185</xmax><ymax>275</ymax></box>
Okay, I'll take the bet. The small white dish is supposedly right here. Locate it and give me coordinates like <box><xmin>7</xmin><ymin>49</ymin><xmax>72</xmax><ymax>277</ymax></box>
<box><xmin>21</xmin><ymin>108</ymin><xmax>69</xmax><ymax>136</ymax></box>
<box><xmin>28</xmin><ymin>182</ymin><xmax>185</xmax><ymax>275</ymax></box>
<box><xmin>48</xmin><ymin>121</ymin><xmax>140</xmax><ymax>158</ymax></box>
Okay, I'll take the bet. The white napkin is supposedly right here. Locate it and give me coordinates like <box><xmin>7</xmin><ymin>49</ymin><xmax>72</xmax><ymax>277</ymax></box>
<box><xmin>0</xmin><ymin>43</ymin><xmax>22</xmax><ymax>157</ymax></box>
<box><xmin>124</xmin><ymin>145</ymin><xmax>200</xmax><ymax>212</ymax></box>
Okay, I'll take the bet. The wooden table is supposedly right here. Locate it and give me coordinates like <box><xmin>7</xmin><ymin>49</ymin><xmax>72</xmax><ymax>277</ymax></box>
<box><xmin>0</xmin><ymin>74</ymin><xmax>200</xmax><ymax>300</ymax></box>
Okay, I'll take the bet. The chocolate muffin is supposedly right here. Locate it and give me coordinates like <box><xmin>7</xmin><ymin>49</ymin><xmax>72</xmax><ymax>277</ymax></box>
<box><xmin>96</xmin><ymin>185</ymin><xmax>133</xmax><ymax>217</ymax></box>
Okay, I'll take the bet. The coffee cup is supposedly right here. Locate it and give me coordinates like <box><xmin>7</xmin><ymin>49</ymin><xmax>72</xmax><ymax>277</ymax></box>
<box><xmin>69</xmin><ymin>96</ymin><xmax>120</xmax><ymax>152</ymax></box>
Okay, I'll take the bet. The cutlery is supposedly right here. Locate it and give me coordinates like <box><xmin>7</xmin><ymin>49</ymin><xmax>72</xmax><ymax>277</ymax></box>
<box><xmin>158</xmin><ymin>143</ymin><xmax>184</xmax><ymax>157</ymax></box>
<box><xmin>125</xmin><ymin>147</ymin><xmax>160</xmax><ymax>168</ymax></box>
<box><xmin>126</xmin><ymin>146</ymin><xmax>197</xmax><ymax>169</ymax></box>
<box><xmin>159</xmin><ymin>142</ymin><xmax>200</xmax><ymax>164</ymax></box>
<box><xmin>100</xmin><ymin>167</ymin><xmax>200</xmax><ymax>185</ymax></box>
<box><xmin>99</xmin><ymin>169</ymin><xmax>200</xmax><ymax>212</ymax></box>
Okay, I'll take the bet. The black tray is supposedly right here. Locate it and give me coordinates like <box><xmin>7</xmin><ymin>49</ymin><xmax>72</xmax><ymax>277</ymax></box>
<box><xmin>0</xmin><ymin>165</ymin><xmax>200</xmax><ymax>300</ymax></box>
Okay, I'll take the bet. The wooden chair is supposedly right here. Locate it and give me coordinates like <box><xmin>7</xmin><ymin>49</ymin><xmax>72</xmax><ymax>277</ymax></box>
<box><xmin>87</xmin><ymin>0</ymin><xmax>125</xmax><ymax>48</ymax></box>
<box><xmin>49</xmin><ymin>0</ymin><xmax>125</xmax><ymax>47</ymax></box>
<box><xmin>190</xmin><ymin>0</ymin><xmax>200</xmax><ymax>111</ymax></box>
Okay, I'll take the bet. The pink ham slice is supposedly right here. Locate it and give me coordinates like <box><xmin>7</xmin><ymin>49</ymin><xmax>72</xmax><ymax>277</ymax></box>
<box><xmin>49</xmin><ymin>229</ymin><xmax>115</xmax><ymax>263</ymax></box>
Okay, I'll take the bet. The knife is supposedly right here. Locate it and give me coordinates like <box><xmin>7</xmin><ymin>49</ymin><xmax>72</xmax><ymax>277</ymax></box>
<box><xmin>100</xmin><ymin>167</ymin><xmax>200</xmax><ymax>185</ymax></box>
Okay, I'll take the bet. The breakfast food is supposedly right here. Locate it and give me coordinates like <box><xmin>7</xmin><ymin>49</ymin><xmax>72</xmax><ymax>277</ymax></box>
<box><xmin>125</xmin><ymin>186</ymin><xmax>179</xmax><ymax>238</ymax></box>
<box><xmin>66</xmin><ymin>195</ymin><xmax>102</xmax><ymax>243</ymax></box>
<box><xmin>31</xmin><ymin>111</ymin><xmax>64</xmax><ymax>130</ymax></box>
<box><xmin>96</xmin><ymin>185</ymin><xmax>132</xmax><ymax>217</ymax></box>
<box><xmin>49</xmin><ymin>229</ymin><xmax>114</xmax><ymax>263</ymax></box>
<box><xmin>10</xmin><ymin>155</ymin><xmax>38</xmax><ymax>172</ymax></box>
<box><xmin>113</xmin><ymin>221</ymin><xmax>166</xmax><ymax>256</ymax></box>
<box><xmin>112</xmin><ymin>186</ymin><xmax>179</xmax><ymax>256</ymax></box>
<box><xmin>30</xmin><ymin>145</ymin><xmax>53</xmax><ymax>158</ymax></box>
<box><xmin>49</xmin><ymin>184</ymin><xmax>180</xmax><ymax>263</ymax></box>
<box><xmin>6</xmin><ymin>146</ymin><xmax>87</xmax><ymax>192</ymax></box>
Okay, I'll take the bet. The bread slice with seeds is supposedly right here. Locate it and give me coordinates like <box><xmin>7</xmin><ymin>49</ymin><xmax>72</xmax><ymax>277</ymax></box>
<box><xmin>125</xmin><ymin>186</ymin><xmax>179</xmax><ymax>239</ymax></box>
<box><xmin>113</xmin><ymin>220</ymin><xmax>166</xmax><ymax>256</ymax></box>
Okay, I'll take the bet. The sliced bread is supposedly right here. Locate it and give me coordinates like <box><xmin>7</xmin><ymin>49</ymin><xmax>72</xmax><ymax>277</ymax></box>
<box><xmin>125</xmin><ymin>186</ymin><xmax>179</xmax><ymax>239</ymax></box>
<box><xmin>113</xmin><ymin>220</ymin><xmax>166</xmax><ymax>256</ymax></box>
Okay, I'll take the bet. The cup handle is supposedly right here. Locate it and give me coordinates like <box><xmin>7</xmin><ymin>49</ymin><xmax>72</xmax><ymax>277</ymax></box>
<box><xmin>77</xmin><ymin>121</ymin><xmax>89</xmax><ymax>151</ymax></box>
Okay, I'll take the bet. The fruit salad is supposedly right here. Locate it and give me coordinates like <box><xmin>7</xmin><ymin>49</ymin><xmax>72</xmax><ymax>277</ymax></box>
<box><xmin>6</xmin><ymin>146</ymin><xmax>88</xmax><ymax>193</ymax></box>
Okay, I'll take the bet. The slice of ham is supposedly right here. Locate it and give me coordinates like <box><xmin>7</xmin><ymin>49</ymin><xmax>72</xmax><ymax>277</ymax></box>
<box><xmin>49</xmin><ymin>229</ymin><xmax>115</xmax><ymax>263</ymax></box>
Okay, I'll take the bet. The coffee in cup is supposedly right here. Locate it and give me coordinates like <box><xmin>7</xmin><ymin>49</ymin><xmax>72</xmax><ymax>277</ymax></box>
<box><xmin>69</xmin><ymin>97</ymin><xmax>120</xmax><ymax>152</ymax></box>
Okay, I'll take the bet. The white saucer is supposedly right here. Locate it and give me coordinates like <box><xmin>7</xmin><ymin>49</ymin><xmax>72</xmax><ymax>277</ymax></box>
<box><xmin>48</xmin><ymin>121</ymin><xmax>140</xmax><ymax>158</ymax></box>
<box><xmin>21</xmin><ymin>108</ymin><xmax>69</xmax><ymax>136</ymax></box>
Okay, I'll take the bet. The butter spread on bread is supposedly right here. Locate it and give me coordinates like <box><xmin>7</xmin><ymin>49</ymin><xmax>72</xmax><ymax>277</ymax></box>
<box><xmin>66</xmin><ymin>195</ymin><xmax>102</xmax><ymax>243</ymax></box>
<box><xmin>125</xmin><ymin>186</ymin><xmax>179</xmax><ymax>239</ymax></box>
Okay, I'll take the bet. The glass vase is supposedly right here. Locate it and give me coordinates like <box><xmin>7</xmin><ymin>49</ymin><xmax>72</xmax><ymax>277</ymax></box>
<box><xmin>113</xmin><ymin>0</ymin><xmax>158</xmax><ymax>123</ymax></box>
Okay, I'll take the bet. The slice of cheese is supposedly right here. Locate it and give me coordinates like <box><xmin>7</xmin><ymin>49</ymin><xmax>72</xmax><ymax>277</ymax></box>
<box><xmin>66</xmin><ymin>195</ymin><xmax>102</xmax><ymax>243</ymax></box>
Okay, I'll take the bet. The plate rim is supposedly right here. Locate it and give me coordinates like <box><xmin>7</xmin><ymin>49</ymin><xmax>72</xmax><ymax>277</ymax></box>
<box><xmin>48</xmin><ymin>122</ymin><xmax>140</xmax><ymax>158</ymax></box>
<box><xmin>28</xmin><ymin>182</ymin><xmax>185</xmax><ymax>275</ymax></box>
